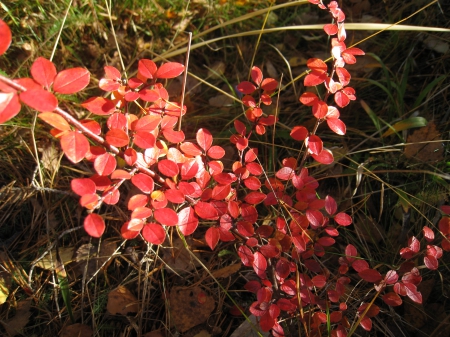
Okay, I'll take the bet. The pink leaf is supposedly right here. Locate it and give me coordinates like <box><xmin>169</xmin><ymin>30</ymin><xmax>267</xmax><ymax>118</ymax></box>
<box><xmin>53</xmin><ymin>67</ymin><xmax>90</xmax><ymax>94</ymax></box>
<box><xmin>0</xmin><ymin>19</ymin><xmax>12</xmax><ymax>56</ymax></box>
<box><xmin>155</xmin><ymin>62</ymin><xmax>185</xmax><ymax>79</ymax></box>
<box><xmin>60</xmin><ymin>131</ymin><xmax>89</xmax><ymax>163</ymax></box>
<box><xmin>84</xmin><ymin>214</ymin><xmax>105</xmax><ymax>238</ymax></box>
<box><xmin>20</xmin><ymin>89</ymin><xmax>58</xmax><ymax>112</ymax></box>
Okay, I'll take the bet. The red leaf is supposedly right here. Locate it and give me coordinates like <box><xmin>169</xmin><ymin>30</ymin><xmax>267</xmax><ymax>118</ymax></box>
<box><xmin>244</xmin><ymin>176</ymin><xmax>261</xmax><ymax>190</ymax></box>
<box><xmin>308</xmin><ymin>135</ymin><xmax>323</xmax><ymax>155</ymax></box>
<box><xmin>195</xmin><ymin>201</ymin><xmax>219</xmax><ymax>220</ymax></box>
<box><xmin>177</xmin><ymin>206</ymin><xmax>199</xmax><ymax>235</ymax></box>
<box><xmin>121</xmin><ymin>222</ymin><xmax>140</xmax><ymax>240</ymax></box>
<box><xmin>154</xmin><ymin>208</ymin><xmax>178</xmax><ymax>226</ymax></box>
<box><xmin>335</xmin><ymin>212</ymin><xmax>352</xmax><ymax>226</ymax></box>
<box><xmin>311</xmin><ymin>148</ymin><xmax>334</xmax><ymax>165</ymax></box>
<box><xmin>424</xmin><ymin>255</ymin><xmax>438</xmax><ymax>270</ymax></box>
<box><xmin>0</xmin><ymin>92</ymin><xmax>21</xmax><ymax>124</ymax></box>
<box><xmin>382</xmin><ymin>292</ymin><xmax>402</xmax><ymax>306</ymax></box>
<box><xmin>237</xmin><ymin>221</ymin><xmax>254</xmax><ymax>237</ymax></box>
<box><xmin>71</xmin><ymin>178</ymin><xmax>96</xmax><ymax>196</ymax></box>
<box><xmin>352</xmin><ymin>259</ymin><xmax>369</xmax><ymax>272</ymax></box>
<box><xmin>304</xmin><ymin>72</ymin><xmax>328</xmax><ymax>87</ymax></box>
<box><xmin>163</xmin><ymin>129</ymin><xmax>185</xmax><ymax>143</ymax></box>
<box><xmin>253</xmin><ymin>252</ymin><xmax>267</xmax><ymax>279</ymax></box>
<box><xmin>325</xmin><ymin>195</ymin><xmax>337</xmax><ymax>215</ymax></box>
<box><xmin>131</xmin><ymin>207</ymin><xmax>152</xmax><ymax>219</ymax></box>
<box><xmin>205</xmin><ymin>227</ymin><xmax>220</xmax><ymax>250</ymax></box>
<box><xmin>259</xmin><ymin>244</ymin><xmax>279</xmax><ymax>258</ymax></box>
<box><xmin>81</xmin><ymin>96</ymin><xmax>116</xmax><ymax>115</ymax></box>
<box><xmin>155</xmin><ymin>62</ymin><xmax>184</xmax><ymax>79</ymax></box>
<box><xmin>324</xmin><ymin>23</ymin><xmax>338</xmax><ymax>35</ymax></box>
<box><xmin>142</xmin><ymin>223</ymin><xmax>166</xmax><ymax>245</ymax></box>
<box><xmin>165</xmin><ymin>189</ymin><xmax>185</xmax><ymax>203</ymax></box>
<box><xmin>0</xmin><ymin>19</ymin><xmax>12</xmax><ymax>56</ymax></box>
<box><xmin>359</xmin><ymin>317</ymin><xmax>372</xmax><ymax>331</ymax></box>
<box><xmin>131</xmin><ymin>173</ymin><xmax>154</xmax><ymax>193</ymax></box>
<box><xmin>317</xmin><ymin>237</ymin><xmax>335</xmax><ymax>247</ymax></box>
<box><xmin>212</xmin><ymin>184</ymin><xmax>231</xmax><ymax>200</ymax></box>
<box><xmin>196</xmin><ymin>128</ymin><xmax>213</xmax><ymax>152</ymax></box>
<box><xmin>404</xmin><ymin>283</ymin><xmax>422</xmax><ymax>304</ymax></box>
<box><xmin>207</xmin><ymin>146</ymin><xmax>225</xmax><ymax>159</ymax></box>
<box><xmin>110</xmin><ymin>169</ymin><xmax>131</xmax><ymax>180</ymax></box>
<box><xmin>94</xmin><ymin>153</ymin><xmax>116</xmax><ymax>176</ymax></box>
<box><xmin>385</xmin><ymin>270</ymin><xmax>399</xmax><ymax>284</ymax></box>
<box><xmin>128</xmin><ymin>194</ymin><xmax>148</xmax><ymax>210</ymax></box>
<box><xmin>422</xmin><ymin>226</ymin><xmax>434</xmax><ymax>242</ymax></box>
<box><xmin>290</xmin><ymin>126</ymin><xmax>308</xmax><ymax>141</ymax></box>
<box><xmin>134</xmin><ymin>115</ymin><xmax>161</xmax><ymax>132</ymax></box>
<box><xmin>133</xmin><ymin>131</ymin><xmax>156</xmax><ymax>149</ymax></box>
<box><xmin>299</xmin><ymin>92</ymin><xmax>319</xmax><ymax>106</ymax></box>
<box><xmin>84</xmin><ymin>214</ymin><xmax>105</xmax><ymax>238</ymax></box>
<box><xmin>53</xmin><ymin>67</ymin><xmax>90</xmax><ymax>94</ymax></box>
<box><xmin>38</xmin><ymin>112</ymin><xmax>70</xmax><ymax>131</ymax></box>
<box><xmin>20</xmin><ymin>89</ymin><xmax>58</xmax><ymax>112</ymax></box>
<box><xmin>306</xmin><ymin>209</ymin><xmax>324</xmax><ymax>228</ymax></box>
<box><xmin>345</xmin><ymin>244</ymin><xmax>358</xmax><ymax>263</ymax></box>
<box><xmin>60</xmin><ymin>131</ymin><xmax>89</xmax><ymax>163</ymax></box>
<box><xmin>138</xmin><ymin>59</ymin><xmax>157</xmax><ymax>79</ymax></box>
<box><xmin>327</xmin><ymin>118</ymin><xmax>346</xmax><ymax>135</ymax></box>
<box><xmin>104</xmin><ymin>65</ymin><xmax>121</xmax><ymax>81</ymax></box>
<box><xmin>237</xmin><ymin>81</ymin><xmax>256</xmax><ymax>94</ymax></box>
<box><xmin>275</xmin><ymin>167</ymin><xmax>294</xmax><ymax>180</ymax></box>
<box><xmin>251</xmin><ymin>66</ymin><xmax>263</xmax><ymax>86</ymax></box>
<box><xmin>244</xmin><ymin>192</ymin><xmax>266</xmax><ymax>205</ymax></box>
<box><xmin>158</xmin><ymin>159</ymin><xmax>179</xmax><ymax>177</ymax></box>
<box><xmin>105</xmin><ymin>129</ymin><xmax>129</xmax><ymax>147</ymax></box>
<box><xmin>261</xmin><ymin>78</ymin><xmax>278</xmax><ymax>92</ymax></box>
<box><xmin>30</xmin><ymin>57</ymin><xmax>56</xmax><ymax>89</ymax></box>
<box><xmin>311</xmin><ymin>275</ymin><xmax>327</xmax><ymax>288</ymax></box>
<box><xmin>358</xmin><ymin>269</ymin><xmax>382</xmax><ymax>283</ymax></box>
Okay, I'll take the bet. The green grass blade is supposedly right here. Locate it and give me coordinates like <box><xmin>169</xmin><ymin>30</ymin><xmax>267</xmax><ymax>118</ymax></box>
<box><xmin>413</xmin><ymin>75</ymin><xmax>447</xmax><ymax>109</ymax></box>
<box><xmin>381</xmin><ymin>117</ymin><xmax>428</xmax><ymax>138</ymax></box>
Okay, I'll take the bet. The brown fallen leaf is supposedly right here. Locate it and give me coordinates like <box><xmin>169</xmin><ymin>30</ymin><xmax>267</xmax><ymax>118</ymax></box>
<box><xmin>404</xmin><ymin>121</ymin><xmax>443</xmax><ymax>162</ymax></box>
<box><xmin>211</xmin><ymin>263</ymin><xmax>241</xmax><ymax>279</ymax></box>
<box><xmin>107</xmin><ymin>286</ymin><xmax>139</xmax><ymax>315</ymax></box>
<box><xmin>169</xmin><ymin>286</ymin><xmax>215</xmax><ymax>332</ymax></box>
<box><xmin>1</xmin><ymin>298</ymin><xmax>32</xmax><ymax>336</ymax></box>
<box><xmin>74</xmin><ymin>240</ymin><xmax>117</xmax><ymax>279</ymax></box>
<box><xmin>60</xmin><ymin>323</ymin><xmax>93</xmax><ymax>337</ymax></box>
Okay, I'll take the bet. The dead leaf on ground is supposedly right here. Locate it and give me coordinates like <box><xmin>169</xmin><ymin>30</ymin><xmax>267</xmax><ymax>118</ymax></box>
<box><xmin>404</xmin><ymin>121</ymin><xmax>443</xmax><ymax>162</ymax></box>
<box><xmin>0</xmin><ymin>271</ymin><xmax>11</xmax><ymax>304</ymax></box>
<box><xmin>161</xmin><ymin>236</ymin><xmax>204</xmax><ymax>274</ymax></box>
<box><xmin>208</xmin><ymin>94</ymin><xmax>234</xmax><ymax>107</ymax></box>
<box><xmin>60</xmin><ymin>323</ymin><xmax>93</xmax><ymax>337</ymax></box>
<box><xmin>229</xmin><ymin>315</ymin><xmax>270</xmax><ymax>337</ymax></box>
<box><xmin>107</xmin><ymin>286</ymin><xmax>139</xmax><ymax>315</ymax></box>
<box><xmin>211</xmin><ymin>263</ymin><xmax>241</xmax><ymax>279</ymax></box>
<box><xmin>74</xmin><ymin>240</ymin><xmax>117</xmax><ymax>278</ymax></box>
<box><xmin>169</xmin><ymin>286</ymin><xmax>215</xmax><ymax>332</ymax></box>
<box><xmin>40</xmin><ymin>144</ymin><xmax>60</xmax><ymax>173</ymax></box>
<box><xmin>35</xmin><ymin>246</ymin><xmax>75</xmax><ymax>270</ymax></box>
<box><xmin>0</xmin><ymin>298</ymin><xmax>32</xmax><ymax>336</ymax></box>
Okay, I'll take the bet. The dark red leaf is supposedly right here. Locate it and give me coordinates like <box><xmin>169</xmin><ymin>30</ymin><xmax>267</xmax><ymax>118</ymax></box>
<box><xmin>0</xmin><ymin>19</ymin><xmax>12</xmax><ymax>56</ymax></box>
<box><xmin>359</xmin><ymin>316</ymin><xmax>372</xmax><ymax>331</ymax></box>
<box><xmin>84</xmin><ymin>214</ymin><xmax>105</xmax><ymax>238</ymax></box>
<box><xmin>142</xmin><ymin>223</ymin><xmax>166</xmax><ymax>245</ymax></box>
<box><xmin>253</xmin><ymin>252</ymin><xmax>267</xmax><ymax>279</ymax></box>
<box><xmin>177</xmin><ymin>206</ymin><xmax>199</xmax><ymax>235</ymax></box>
<box><xmin>53</xmin><ymin>67</ymin><xmax>90</xmax><ymax>94</ymax></box>
<box><xmin>358</xmin><ymin>269</ymin><xmax>382</xmax><ymax>283</ymax></box>
<box><xmin>20</xmin><ymin>89</ymin><xmax>58</xmax><ymax>112</ymax></box>
<box><xmin>205</xmin><ymin>227</ymin><xmax>220</xmax><ymax>250</ymax></box>
<box><xmin>0</xmin><ymin>92</ymin><xmax>21</xmax><ymax>124</ymax></box>
<box><xmin>311</xmin><ymin>275</ymin><xmax>327</xmax><ymax>288</ymax></box>
<box><xmin>30</xmin><ymin>57</ymin><xmax>56</xmax><ymax>89</ymax></box>
<box><xmin>155</xmin><ymin>62</ymin><xmax>184</xmax><ymax>79</ymax></box>
<box><xmin>60</xmin><ymin>131</ymin><xmax>89</xmax><ymax>163</ymax></box>
<box><xmin>238</xmin><ymin>245</ymin><xmax>254</xmax><ymax>267</ymax></box>
<box><xmin>382</xmin><ymin>292</ymin><xmax>402</xmax><ymax>306</ymax></box>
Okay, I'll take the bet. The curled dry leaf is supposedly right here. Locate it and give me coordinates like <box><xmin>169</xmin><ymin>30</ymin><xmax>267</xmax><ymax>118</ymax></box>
<box><xmin>107</xmin><ymin>286</ymin><xmax>139</xmax><ymax>315</ymax></box>
<box><xmin>60</xmin><ymin>324</ymin><xmax>93</xmax><ymax>337</ymax></box>
<box><xmin>169</xmin><ymin>286</ymin><xmax>215</xmax><ymax>332</ymax></box>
